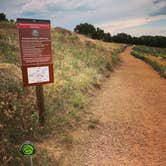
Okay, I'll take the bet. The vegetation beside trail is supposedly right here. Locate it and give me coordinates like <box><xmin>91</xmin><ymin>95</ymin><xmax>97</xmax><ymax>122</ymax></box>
<box><xmin>0</xmin><ymin>22</ymin><xmax>126</xmax><ymax>165</ymax></box>
<box><xmin>132</xmin><ymin>45</ymin><xmax>166</xmax><ymax>78</ymax></box>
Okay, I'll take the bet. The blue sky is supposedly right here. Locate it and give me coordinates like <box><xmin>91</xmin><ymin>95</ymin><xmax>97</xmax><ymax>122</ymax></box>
<box><xmin>0</xmin><ymin>0</ymin><xmax>166</xmax><ymax>36</ymax></box>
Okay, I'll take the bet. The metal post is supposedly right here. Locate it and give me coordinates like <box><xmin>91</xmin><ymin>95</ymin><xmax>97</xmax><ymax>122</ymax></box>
<box><xmin>36</xmin><ymin>85</ymin><xmax>45</xmax><ymax>126</ymax></box>
<box><xmin>25</xmin><ymin>156</ymin><xmax>33</xmax><ymax>166</ymax></box>
<box><xmin>30</xmin><ymin>156</ymin><xmax>33</xmax><ymax>166</ymax></box>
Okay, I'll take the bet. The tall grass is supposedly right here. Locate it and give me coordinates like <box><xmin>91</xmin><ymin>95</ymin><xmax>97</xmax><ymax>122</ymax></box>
<box><xmin>44</xmin><ymin>30</ymin><xmax>126</xmax><ymax>131</ymax></box>
<box><xmin>133</xmin><ymin>45</ymin><xmax>166</xmax><ymax>59</ymax></box>
<box><xmin>132</xmin><ymin>46</ymin><xmax>166</xmax><ymax>78</ymax></box>
<box><xmin>0</xmin><ymin>22</ymin><xmax>126</xmax><ymax>164</ymax></box>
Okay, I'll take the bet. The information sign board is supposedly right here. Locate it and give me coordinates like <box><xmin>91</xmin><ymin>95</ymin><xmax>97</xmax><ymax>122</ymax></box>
<box><xmin>17</xmin><ymin>18</ymin><xmax>54</xmax><ymax>86</ymax></box>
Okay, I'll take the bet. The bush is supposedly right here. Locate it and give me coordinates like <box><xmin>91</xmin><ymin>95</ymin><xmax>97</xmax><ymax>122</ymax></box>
<box><xmin>131</xmin><ymin>50</ymin><xmax>166</xmax><ymax>78</ymax></box>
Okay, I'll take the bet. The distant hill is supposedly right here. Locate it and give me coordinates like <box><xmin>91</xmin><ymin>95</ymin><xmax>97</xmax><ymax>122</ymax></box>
<box><xmin>54</xmin><ymin>26</ymin><xmax>72</xmax><ymax>34</ymax></box>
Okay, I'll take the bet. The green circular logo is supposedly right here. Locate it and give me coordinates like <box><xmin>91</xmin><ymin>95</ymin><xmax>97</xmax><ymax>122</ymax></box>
<box><xmin>20</xmin><ymin>141</ymin><xmax>36</xmax><ymax>156</ymax></box>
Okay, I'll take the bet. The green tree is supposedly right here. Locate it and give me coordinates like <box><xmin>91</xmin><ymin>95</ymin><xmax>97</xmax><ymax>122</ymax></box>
<box><xmin>0</xmin><ymin>13</ymin><xmax>8</xmax><ymax>21</ymax></box>
<box><xmin>103</xmin><ymin>32</ymin><xmax>111</xmax><ymax>42</ymax></box>
<box><xmin>95</xmin><ymin>27</ymin><xmax>105</xmax><ymax>40</ymax></box>
<box><xmin>74</xmin><ymin>23</ymin><xmax>96</xmax><ymax>38</ymax></box>
<box><xmin>74</xmin><ymin>23</ymin><xmax>166</xmax><ymax>48</ymax></box>
<box><xmin>112</xmin><ymin>33</ymin><xmax>132</xmax><ymax>43</ymax></box>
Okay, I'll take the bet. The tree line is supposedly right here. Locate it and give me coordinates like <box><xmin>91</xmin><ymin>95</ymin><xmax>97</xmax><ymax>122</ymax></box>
<box><xmin>74</xmin><ymin>23</ymin><xmax>166</xmax><ymax>48</ymax></box>
<box><xmin>1</xmin><ymin>13</ymin><xmax>165</xmax><ymax>48</ymax></box>
<box><xmin>0</xmin><ymin>13</ymin><xmax>14</xmax><ymax>22</ymax></box>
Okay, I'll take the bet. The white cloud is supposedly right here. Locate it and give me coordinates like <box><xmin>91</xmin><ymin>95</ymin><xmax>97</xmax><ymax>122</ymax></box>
<box><xmin>19</xmin><ymin>0</ymin><xmax>96</xmax><ymax>13</ymax></box>
<box><xmin>21</xmin><ymin>0</ymin><xmax>45</xmax><ymax>13</ymax></box>
<box><xmin>98</xmin><ymin>15</ymin><xmax>166</xmax><ymax>34</ymax></box>
<box><xmin>0</xmin><ymin>0</ymin><xmax>166</xmax><ymax>36</ymax></box>
<box><xmin>126</xmin><ymin>26</ymin><xmax>166</xmax><ymax>37</ymax></box>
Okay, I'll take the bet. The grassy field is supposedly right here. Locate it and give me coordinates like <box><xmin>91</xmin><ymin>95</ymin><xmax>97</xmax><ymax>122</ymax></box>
<box><xmin>0</xmin><ymin>22</ymin><xmax>126</xmax><ymax>165</ymax></box>
<box><xmin>132</xmin><ymin>45</ymin><xmax>166</xmax><ymax>78</ymax></box>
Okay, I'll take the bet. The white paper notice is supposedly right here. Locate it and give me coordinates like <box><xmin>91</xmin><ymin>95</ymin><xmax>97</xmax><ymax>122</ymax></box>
<box><xmin>27</xmin><ymin>66</ymin><xmax>50</xmax><ymax>84</ymax></box>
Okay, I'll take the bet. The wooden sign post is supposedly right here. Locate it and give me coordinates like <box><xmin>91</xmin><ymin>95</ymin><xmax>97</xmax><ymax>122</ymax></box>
<box><xmin>36</xmin><ymin>85</ymin><xmax>45</xmax><ymax>126</ymax></box>
<box><xmin>17</xmin><ymin>18</ymin><xmax>54</xmax><ymax>126</ymax></box>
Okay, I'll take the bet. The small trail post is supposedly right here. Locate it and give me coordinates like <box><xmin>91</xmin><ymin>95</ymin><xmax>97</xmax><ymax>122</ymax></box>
<box><xmin>17</xmin><ymin>18</ymin><xmax>54</xmax><ymax>126</ymax></box>
<box><xmin>20</xmin><ymin>141</ymin><xmax>36</xmax><ymax>166</ymax></box>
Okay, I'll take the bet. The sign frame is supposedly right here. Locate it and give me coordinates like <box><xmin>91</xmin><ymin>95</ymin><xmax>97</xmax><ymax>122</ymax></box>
<box><xmin>17</xmin><ymin>18</ymin><xmax>54</xmax><ymax>87</ymax></box>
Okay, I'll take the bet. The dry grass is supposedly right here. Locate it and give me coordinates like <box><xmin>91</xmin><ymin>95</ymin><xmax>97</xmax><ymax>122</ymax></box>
<box><xmin>145</xmin><ymin>54</ymin><xmax>166</xmax><ymax>66</ymax></box>
<box><xmin>132</xmin><ymin>45</ymin><xmax>166</xmax><ymax>78</ymax></box>
<box><xmin>0</xmin><ymin>22</ymin><xmax>126</xmax><ymax>165</ymax></box>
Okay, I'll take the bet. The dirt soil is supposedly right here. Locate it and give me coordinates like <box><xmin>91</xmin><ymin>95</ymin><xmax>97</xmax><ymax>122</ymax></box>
<box><xmin>40</xmin><ymin>47</ymin><xmax>166</xmax><ymax>166</ymax></box>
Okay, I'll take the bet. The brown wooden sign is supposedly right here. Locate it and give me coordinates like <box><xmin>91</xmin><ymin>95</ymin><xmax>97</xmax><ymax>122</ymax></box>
<box><xmin>17</xmin><ymin>18</ymin><xmax>54</xmax><ymax>86</ymax></box>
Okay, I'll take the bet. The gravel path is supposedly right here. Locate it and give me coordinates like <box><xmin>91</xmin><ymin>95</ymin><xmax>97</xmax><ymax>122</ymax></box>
<box><xmin>61</xmin><ymin>47</ymin><xmax>166</xmax><ymax>166</ymax></box>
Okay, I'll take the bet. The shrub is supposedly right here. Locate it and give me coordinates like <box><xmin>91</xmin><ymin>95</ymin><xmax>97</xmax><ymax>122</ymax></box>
<box><xmin>131</xmin><ymin>50</ymin><xmax>166</xmax><ymax>78</ymax></box>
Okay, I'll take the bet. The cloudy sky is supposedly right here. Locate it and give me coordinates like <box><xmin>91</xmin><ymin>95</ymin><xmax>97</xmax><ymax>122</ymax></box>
<box><xmin>0</xmin><ymin>0</ymin><xmax>166</xmax><ymax>36</ymax></box>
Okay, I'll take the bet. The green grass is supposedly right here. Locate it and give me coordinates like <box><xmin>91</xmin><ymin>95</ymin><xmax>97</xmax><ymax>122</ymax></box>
<box><xmin>131</xmin><ymin>46</ymin><xmax>166</xmax><ymax>78</ymax></box>
<box><xmin>0</xmin><ymin>22</ymin><xmax>126</xmax><ymax>165</ymax></box>
<box><xmin>133</xmin><ymin>45</ymin><xmax>166</xmax><ymax>59</ymax></box>
<box><xmin>0</xmin><ymin>40</ymin><xmax>19</xmax><ymax>64</ymax></box>
<box><xmin>112</xmin><ymin>47</ymin><xmax>126</xmax><ymax>64</ymax></box>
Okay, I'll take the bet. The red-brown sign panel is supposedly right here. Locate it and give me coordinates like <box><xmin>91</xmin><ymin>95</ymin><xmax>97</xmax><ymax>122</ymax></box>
<box><xmin>17</xmin><ymin>18</ymin><xmax>54</xmax><ymax>86</ymax></box>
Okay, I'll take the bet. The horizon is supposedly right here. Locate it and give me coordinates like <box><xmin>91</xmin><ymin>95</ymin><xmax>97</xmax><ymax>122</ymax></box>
<box><xmin>0</xmin><ymin>0</ymin><xmax>166</xmax><ymax>37</ymax></box>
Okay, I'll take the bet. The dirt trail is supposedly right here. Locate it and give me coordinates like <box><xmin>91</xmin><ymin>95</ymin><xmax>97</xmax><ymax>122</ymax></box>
<box><xmin>38</xmin><ymin>47</ymin><xmax>166</xmax><ymax>165</ymax></box>
<box><xmin>59</xmin><ymin>47</ymin><xmax>166</xmax><ymax>166</ymax></box>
